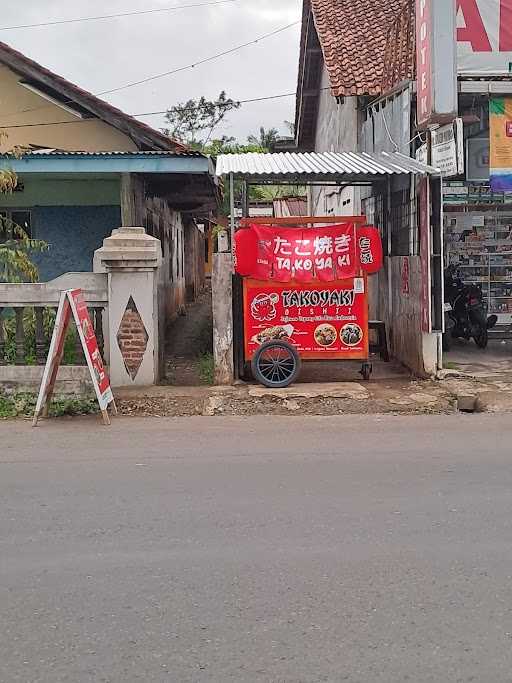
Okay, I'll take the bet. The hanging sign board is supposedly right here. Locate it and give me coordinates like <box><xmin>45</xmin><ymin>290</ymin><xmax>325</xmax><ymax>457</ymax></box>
<box><xmin>416</xmin><ymin>143</ymin><xmax>429</xmax><ymax>166</ymax></box>
<box><xmin>490</xmin><ymin>97</ymin><xmax>512</xmax><ymax>191</ymax></box>
<box><xmin>243</xmin><ymin>277</ymin><xmax>369</xmax><ymax>362</ymax></box>
<box><xmin>234</xmin><ymin>223</ymin><xmax>383</xmax><ymax>282</ymax></box>
<box><xmin>33</xmin><ymin>289</ymin><xmax>116</xmax><ymax>426</ymax></box>
<box><xmin>431</xmin><ymin>119</ymin><xmax>464</xmax><ymax>176</ymax></box>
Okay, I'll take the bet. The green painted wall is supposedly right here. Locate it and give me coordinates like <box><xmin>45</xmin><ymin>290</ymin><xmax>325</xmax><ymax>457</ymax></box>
<box><xmin>0</xmin><ymin>177</ymin><xmax>121</xmax><ymax>207</ymax></box>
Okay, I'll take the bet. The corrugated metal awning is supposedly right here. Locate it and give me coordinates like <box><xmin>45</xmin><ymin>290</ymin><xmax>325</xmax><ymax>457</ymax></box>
<box><xmin>216</xmin><ymin>151</ymin><xmax>439</xmax><ymax>180</ymax></box>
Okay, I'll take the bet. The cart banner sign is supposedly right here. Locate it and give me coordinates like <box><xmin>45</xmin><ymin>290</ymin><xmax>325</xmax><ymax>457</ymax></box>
<box><xmin>243</xmin><ymin>278</ymin><xmax>369</xmax><ymax>361</ymax></box>
<box><xmin>33</xmin><ymin>289</ymin><xmax>114</xmax><ymax>426</ymax></box>
<box><xmin>234</xmin><ymin>224</ymin><xmax>382</xmax><ymax>282</ymax></box>
<box><xmin>457</xmin><ymin>0</ymin><xmax>512</xmax><ymax>75</ymax></box>
<box><xmin>490</xmin><ymin>97</ymin><xmax>512</xmax><ymax>191</ymax></box>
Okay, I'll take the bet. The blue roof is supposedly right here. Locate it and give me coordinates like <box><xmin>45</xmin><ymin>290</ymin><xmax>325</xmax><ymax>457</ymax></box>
<box><xmin>0</xmin><ymin>150</ymin><xmax>212</xmax><ymax>175</ymax></box>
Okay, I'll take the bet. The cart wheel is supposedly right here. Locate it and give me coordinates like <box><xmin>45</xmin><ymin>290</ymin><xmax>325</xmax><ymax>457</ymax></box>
<box><xmin>360</xmin><ymin>362</ymin><xmax>373</xmax><ymax>381</ymax></box>
<box><xmin>251</xmin><ymin>340</ymin><xmax>301</xmax><ymax>389</ymax></box>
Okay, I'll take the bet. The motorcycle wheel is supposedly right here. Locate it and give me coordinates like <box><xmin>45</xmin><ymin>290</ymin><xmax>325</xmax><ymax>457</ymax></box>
<box><xmin>474</xmin><ymin>328</ymin><xmax>488</xmax><ymax>349</ymax></box>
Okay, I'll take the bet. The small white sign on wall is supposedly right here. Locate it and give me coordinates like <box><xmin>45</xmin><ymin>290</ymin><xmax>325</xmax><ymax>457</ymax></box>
<box><xmin>431</xmin><ymin>119</ymin><xmax>464</xmax><ymax>177</ymax></box>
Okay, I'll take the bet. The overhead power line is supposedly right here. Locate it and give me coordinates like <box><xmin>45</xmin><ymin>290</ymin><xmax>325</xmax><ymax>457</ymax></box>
<box><xmin>0</xmin><ymin>0</ymin><xmax>238</xmax><ymax>32</ymax></box>
<box><xmin>137</xmin><ymin>92</ymin><xmax>299</xmax><ymax>117</ymax></box>
<box><xmin>0</xmin><ymin>91</ymin><xmax>303</xmax><ymax>129</ymax></box>
<box><xmin>0</xmin><ymin>20</ymin><xmax>301</xmax><ymax>123</ymax></box>
<box><xmin>97</xmin><ymin>21</ymin><xmax>301</xmax><ymax>96</ymax></box>
<box><xmin>0</xmin><ymin>86</ymin><xmax>337</xmax><ymax>130</ymax></box>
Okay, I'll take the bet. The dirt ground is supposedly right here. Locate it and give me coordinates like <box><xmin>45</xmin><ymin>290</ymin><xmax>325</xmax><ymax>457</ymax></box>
<box><xmin>165</xmin><ymin>286</ymin><xmax>213</xmax><ymax>386</ymax></box>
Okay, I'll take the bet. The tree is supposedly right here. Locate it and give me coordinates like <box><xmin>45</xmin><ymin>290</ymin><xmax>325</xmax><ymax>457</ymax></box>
<box><xmin>0</xmin><ymin>136</ymin><xmax>47</xmax><ymax>282</ymax></box>
<box><xmin>163</xmin><ymin>91</ymin><xmax>241</xmax><ymax>147</ymax></box>
<box><xmin>247</xmin><ymin>126</ymin><xmax>279</xmax><ymax>151</ymax></box>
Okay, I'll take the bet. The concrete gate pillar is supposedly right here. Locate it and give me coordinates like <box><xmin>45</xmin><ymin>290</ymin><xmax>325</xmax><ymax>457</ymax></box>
<box><xmin>212</xmin><ymin>252</ymin><xmax>234</xmax><ymax>385</ymax></box>
<box><xmin>94</xmin><ymin>227</ymin><xmax>162</xmax><ymax>388</ymax></box>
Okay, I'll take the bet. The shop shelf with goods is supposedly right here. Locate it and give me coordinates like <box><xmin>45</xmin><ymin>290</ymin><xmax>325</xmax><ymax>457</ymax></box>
<box><xmin>445</xmin><ymin>209</ymin><xmax>512</xmax><ymax>329</ymax></box>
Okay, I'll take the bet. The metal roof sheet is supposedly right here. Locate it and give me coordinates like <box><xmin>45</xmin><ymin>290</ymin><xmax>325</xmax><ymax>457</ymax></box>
<box><xmin>24</xmin><ymin>149</ymin><xmax>205</xmax><ymax>158</ymax></box>
<box><xmin>216</xmin><ymin>152</ymin><xmax>439</xmax><ymax>178</ymax></box>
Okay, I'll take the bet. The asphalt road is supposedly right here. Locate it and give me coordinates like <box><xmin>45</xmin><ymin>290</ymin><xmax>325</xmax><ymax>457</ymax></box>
<box><xmin>2</xmin><ymin>414</ymin><xmax>512</xmax><ymax>683</ymax></box>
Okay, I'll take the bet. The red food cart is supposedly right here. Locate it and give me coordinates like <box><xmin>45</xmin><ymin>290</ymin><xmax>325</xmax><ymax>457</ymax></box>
<box><xmin>235</xmin><ymin>216</ymin><xmax>383</xmax><ymax>388</ymax></box>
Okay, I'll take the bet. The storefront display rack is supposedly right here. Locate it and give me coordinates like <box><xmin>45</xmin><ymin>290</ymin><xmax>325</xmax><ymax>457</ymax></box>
<box><xmin>445</xmin><ymin>210</ymin><xmax>512</xmax><ymax>327</ymax></box>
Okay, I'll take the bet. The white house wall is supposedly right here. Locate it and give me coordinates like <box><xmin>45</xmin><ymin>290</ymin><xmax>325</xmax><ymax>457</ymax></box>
<box><xmin>310</xmin><ymin>65</ymin><xmax>360</xmax><ymax>218</ymax></box>
<box><xmin>361</xmin><ymin>87</ymin><xmax>412</xmax><ymax>156</ymax></box>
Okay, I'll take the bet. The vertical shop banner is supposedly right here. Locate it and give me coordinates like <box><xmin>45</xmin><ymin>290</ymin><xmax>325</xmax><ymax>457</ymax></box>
<box><xmin>418</xmin><ymin>178</ymin><xmax>432</xmax><ymax>333</ymax></box>
<box><xmin>243</xmin><ymin>278</ymin><xmax>369</xmax><ymax>361</ymax></box>
<box><xmin>33</xmin><ymin>289</ymin><xmax>115</xmax><ymax>426</ymax></box>
<box><xmin>416</xmin><ymin>0</ymin><xmax>458</xmax><ymax>128</ymax></box>
<box><xmin>490</xmin><ymin>97</ymin><xmax>512</xmax><ymax>191</ymax></box>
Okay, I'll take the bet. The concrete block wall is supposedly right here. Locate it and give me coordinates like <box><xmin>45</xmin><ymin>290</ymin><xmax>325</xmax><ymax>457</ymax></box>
<box><xmin>0</xmin><ymin>366</ymin><xmax>93</xmax><ymax>395</ymax></box>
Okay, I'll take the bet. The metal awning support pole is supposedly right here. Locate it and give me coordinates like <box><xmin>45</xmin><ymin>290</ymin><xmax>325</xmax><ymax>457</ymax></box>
<box><xmin>242</xmin><ymin>181</ymin><xmax>249</xmax><ymax>218</ymax></box>
<box><xmin>387</xmin><ymin>176</ymin><xmax>393</xmax><ymax>328</ymax></box>
<box><xmin>229</xmin><ymin>172</ymin><xmax>235</xmax><ymax>250</ymax></box>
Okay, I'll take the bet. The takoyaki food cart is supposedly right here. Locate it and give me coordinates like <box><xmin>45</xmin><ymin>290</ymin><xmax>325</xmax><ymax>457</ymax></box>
<box><xmin>234</xmin><ymin>216</ymin><xmax>383</xmax><ymax>388</ymax></box>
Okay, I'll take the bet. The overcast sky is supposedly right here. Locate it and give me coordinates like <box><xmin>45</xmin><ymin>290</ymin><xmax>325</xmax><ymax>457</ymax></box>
<box><xmin>1</xmin><ymin>0</ymin><xmax>302</xmax><ymax>142</ymax></box>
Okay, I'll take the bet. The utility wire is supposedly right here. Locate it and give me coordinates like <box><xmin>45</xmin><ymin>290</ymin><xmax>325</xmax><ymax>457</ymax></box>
<box><xmin>97</xmin><ymin>21</ymin><xmax>300</xmax><ymax>96</ymax></box>
<box><xmin>0</xmin><ymin>92</ymin><xmax>300</xmax><ymax>129</ymax></box>
<box><xmin>0</xmin><ymin>88</ymin><xmax>334</xmax><ymax>129</ymax></box>
<box><xmin>0</xmin><ymin>21</ymin><xmax>301</xmax><ymax>123</ymax></box>
<box><xmin>0</xmin><ymin>0</ymin><xmax>238</xmax><ymax>32</ymax></box>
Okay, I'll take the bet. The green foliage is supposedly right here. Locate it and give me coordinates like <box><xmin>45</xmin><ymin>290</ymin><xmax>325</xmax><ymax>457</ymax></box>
<box><xmin>164</xmin><ymin>91</ymin><xmax>241</xmax><ymax>145</ymax></box>
<box><xmin>1</xmin><ymin>139</ymin><xmax>48</xmax><ymax>282</ymax></box>
<box><xmin>0</xmin><ymin>391</ymin><xmax>99</xmax><ymax>419</ymax></box>
<box><xmin>198</xmin><ymin>352</ymin><xmax>214</xmax><ymax>386</ymax></box>
<box><xmin>247</xmin><ymin>126</ymin><xmax>280</xmax><ymax>151</ymax></box>
<box><xmin>1</xmin><ymin>309</ymin><xmax>80</xmax><ymax>365</ymax></box>
<box><xmin>0</xmin><ymin>216</ymin><xmax>48</xmax><ymax>283</ymax></box>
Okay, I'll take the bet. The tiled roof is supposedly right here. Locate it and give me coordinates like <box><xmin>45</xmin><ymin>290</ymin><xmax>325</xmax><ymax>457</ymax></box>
<box><xmin>310</xmin><ymin>0</ymin><xmax>413</xmax><ymax>96</ymax></box>
<box><xmin>0</xmin><ymin>40</ymin><xmax>186</xmax><ymax>152</ymax></box>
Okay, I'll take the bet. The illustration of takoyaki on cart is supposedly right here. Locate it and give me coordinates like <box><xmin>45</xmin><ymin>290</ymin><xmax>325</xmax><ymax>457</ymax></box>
<box><xmin>234</xmin><ymin>216</ymin><xmax>384</xmax><ymax>388</ymax></box>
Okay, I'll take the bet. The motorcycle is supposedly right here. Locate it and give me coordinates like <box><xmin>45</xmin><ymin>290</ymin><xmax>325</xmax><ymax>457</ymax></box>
<box><xmin>444</xmin><ymin>265</ymin><xmax>497</xmax><ymax>350</ymax></box>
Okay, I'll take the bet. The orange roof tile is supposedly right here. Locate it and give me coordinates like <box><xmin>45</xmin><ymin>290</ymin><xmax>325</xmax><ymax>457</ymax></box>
<box><xmin>310</xmin><ymin>0</ymin><xmax>414</xmax><ymax>96</ymax></box>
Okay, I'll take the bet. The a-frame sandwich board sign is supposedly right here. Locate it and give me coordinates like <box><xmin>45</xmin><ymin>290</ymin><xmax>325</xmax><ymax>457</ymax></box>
<box><xmin>33</xmin><ymin>289</ymin><xmax>116</xmax><ymax>426</ymax></box>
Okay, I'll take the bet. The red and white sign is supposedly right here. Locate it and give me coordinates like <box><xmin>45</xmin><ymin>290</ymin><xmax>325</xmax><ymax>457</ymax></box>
<box><xmin>243</xmin><ymin>278</ymin><xmax>369</xmax><ymax>361</ymax></box>
<box><xmin>416</xmin><ymin>0</ymin><xmax>458</xmax><ymax>128</ymax></box>
<box><xmin>33</xmin><ymin>289</ymin><xmax>115</xmax><ymax>426</ymax></box>
<box><xmin>416</xmin><ymin>0</ymin><xmax>434</xmax><ymax>126</ymax></box>
<box><xmin>235</xmin><ymin>223</ymin><xmax>383</xmax><ymax>282</ymax></box>
<box><xmin>457</xmin><ymin>0</ymin><xmax>512</xmax><ymax>74</ymax></box>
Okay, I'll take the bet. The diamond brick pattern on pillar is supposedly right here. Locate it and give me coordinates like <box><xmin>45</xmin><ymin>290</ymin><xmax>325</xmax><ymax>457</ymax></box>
<box><xmin>116</xmin><ymin>296</ymin><xmax>149</xmax><ymax>380</ymax></box>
